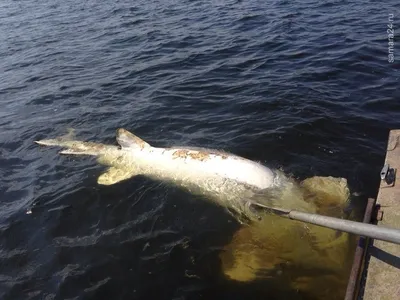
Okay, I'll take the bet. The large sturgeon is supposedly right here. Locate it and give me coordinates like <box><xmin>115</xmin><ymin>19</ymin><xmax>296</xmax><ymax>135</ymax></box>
<box><xmin>35</xmin><ymin>128</ymin><xmax>282</xmax><ymax>222</ymax></box>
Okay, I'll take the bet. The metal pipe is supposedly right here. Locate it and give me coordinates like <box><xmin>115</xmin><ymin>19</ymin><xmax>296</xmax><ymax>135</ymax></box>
<box><xmin>344</xmin><ymin>197</ymin><xmax>375</xmax><ymax>300</ymax></box>
<box><xmin>250</xmin><ymin>202</ymin><xmax>400</xmax><ymax>245</ymax></box>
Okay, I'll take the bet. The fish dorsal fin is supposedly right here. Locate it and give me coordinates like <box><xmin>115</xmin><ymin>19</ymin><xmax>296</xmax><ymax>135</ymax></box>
<box><xmin>62</xmin><ymin>128</ymin><xmax>76</xmax><ymax>140</ymax></box>
<box><xmin>97</xmin><ymin>167</ymin><xmax>138</xmax><ymax>185</ymax></box>
<box><xmin>116</xmin><ymin>128</ymin><xmax>150</xmax><ymax>149</ymax></box>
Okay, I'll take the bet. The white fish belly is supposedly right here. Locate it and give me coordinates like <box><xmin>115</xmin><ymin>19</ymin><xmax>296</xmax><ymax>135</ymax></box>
<box><xmin>138</xmin><ymin>147</ymin><xmax>275</xmax><ymax>190</ymax></box>
<box><xmin>108</xmin><ymin>145</ymin><xmax>278</xmax><ymax>221</ymax></box>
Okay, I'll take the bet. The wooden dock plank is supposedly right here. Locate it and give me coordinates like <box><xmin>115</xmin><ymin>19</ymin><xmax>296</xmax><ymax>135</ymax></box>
<box><xmin>361</xmin><ymin>130</ymin><xmax>400</xmax><ymax>300</ymax></box>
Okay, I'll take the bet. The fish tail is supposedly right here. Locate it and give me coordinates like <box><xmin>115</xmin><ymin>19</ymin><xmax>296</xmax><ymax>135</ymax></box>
<box><xmin>35</xmin><ymin>129</ymin><xmax>106</xmax><ymax>156</ymax></box>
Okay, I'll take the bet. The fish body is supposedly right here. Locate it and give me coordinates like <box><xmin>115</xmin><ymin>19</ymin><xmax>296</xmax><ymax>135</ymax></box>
<box><xmin>36</xmin><ymin>128</ymin><xmax>279</xmax><ymax>221</ymax></box>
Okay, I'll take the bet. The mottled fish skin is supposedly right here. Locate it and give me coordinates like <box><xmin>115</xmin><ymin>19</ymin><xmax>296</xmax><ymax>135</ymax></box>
<box><xmin>36</xmin><ymin>128</ymin><xmax>279</xmax><ymax>222</ymax></box>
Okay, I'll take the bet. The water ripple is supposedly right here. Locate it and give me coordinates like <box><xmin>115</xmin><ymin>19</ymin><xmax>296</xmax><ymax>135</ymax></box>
<box><xmin>1</xmin><ymin>0</ymin><xmax>399</xmax><ymax>299</ymax></box>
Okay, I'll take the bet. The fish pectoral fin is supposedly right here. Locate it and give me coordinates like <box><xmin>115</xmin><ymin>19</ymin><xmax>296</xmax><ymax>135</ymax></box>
<box><xmin>97</xmin><ymin>167</ymin><xmax>137</xmax><ymax>185</ymax></box>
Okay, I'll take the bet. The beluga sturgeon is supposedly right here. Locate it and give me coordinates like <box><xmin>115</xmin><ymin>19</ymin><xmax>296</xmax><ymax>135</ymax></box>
<box><xmin>35</xmin><ymin>128</ymin><xmax>282</xmax><ymax>222</ymax></box>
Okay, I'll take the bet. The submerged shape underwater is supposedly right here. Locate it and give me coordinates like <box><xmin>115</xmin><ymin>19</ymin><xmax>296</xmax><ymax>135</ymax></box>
<box><xmin>0</xmin><ymin>0</ymin><xmax>399</xmax><ymax>299</ymax></box>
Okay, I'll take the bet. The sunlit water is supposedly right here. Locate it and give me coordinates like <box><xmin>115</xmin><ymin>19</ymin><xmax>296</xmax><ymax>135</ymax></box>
<box><xmin>1</xmin><ymin>0</ymin><xmax>399</xmax><ymax>299</ymax></box>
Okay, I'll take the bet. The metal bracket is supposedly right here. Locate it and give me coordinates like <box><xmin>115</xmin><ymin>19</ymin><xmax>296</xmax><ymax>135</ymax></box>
<box><xmin>380</xmin><ymin>164</ymin><xmax>389</xmax><ymax>180</ymax></box>
<box><xmin>372</xmin><ymin>204</ymin><xmax>384</xmax><ymax>222</ymax></box>
<box><xmin>380</xmin><ymin>164</ymin><xmax>396</xmax><ymax>186</ymax></box>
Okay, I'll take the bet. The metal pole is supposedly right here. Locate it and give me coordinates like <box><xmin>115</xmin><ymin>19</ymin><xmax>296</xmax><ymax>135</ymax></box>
<box><xmin>286</xmin><ymin>210</ymin><xmax>400</xmax><ymax>244</ymax></box>
<box><xmin>250</xmin><ymin>202</ymin><xmax>400</xmax><ymax>245</ymax></box>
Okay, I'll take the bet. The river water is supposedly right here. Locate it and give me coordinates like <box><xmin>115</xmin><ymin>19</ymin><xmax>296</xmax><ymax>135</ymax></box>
<box><xmin>0</xmin><ymin>0</ymin><xmax>399</xmax><ymax>299</ymax></box>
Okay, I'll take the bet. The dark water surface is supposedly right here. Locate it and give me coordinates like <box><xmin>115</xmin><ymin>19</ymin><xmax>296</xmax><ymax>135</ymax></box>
<box><xmin>1</xmin><ymin>0</ymin><xmax>399</xmax><ymax>299</ymax></box>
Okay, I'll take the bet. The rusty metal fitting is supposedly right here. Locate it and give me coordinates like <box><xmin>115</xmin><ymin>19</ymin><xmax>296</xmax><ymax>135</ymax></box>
<box><xmin>376</xmin><ymin>209</ymin><xmax>384</xmax><ymax>221</ymax></box>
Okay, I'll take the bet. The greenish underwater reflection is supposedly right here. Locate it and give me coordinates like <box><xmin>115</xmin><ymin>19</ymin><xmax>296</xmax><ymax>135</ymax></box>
<box><xmin>220</xmin><ymin>176</ymin><xmax>358</xmax><ymax>300</ymax></box>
